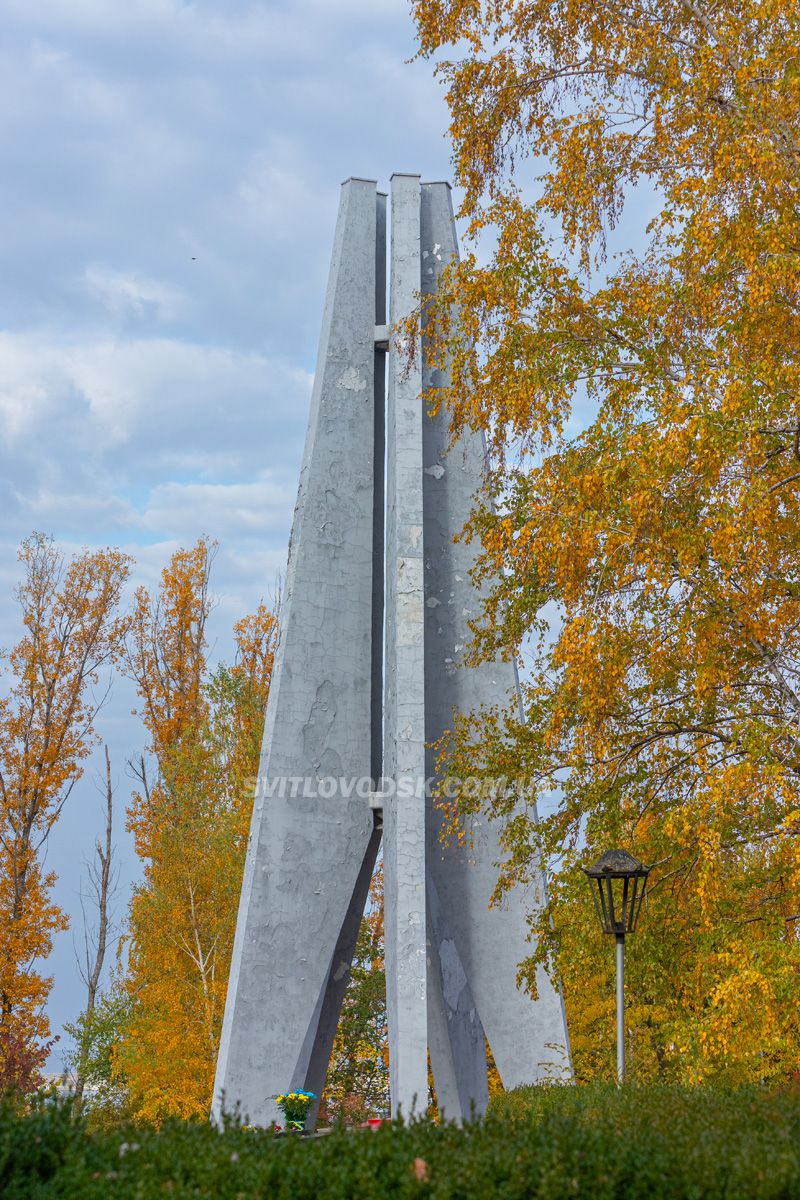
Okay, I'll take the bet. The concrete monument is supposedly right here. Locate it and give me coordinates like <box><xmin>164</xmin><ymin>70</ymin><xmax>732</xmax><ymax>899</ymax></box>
<box><xmin>212</xmin><ymin>175</ymin><xmax>570</xmax><ymax>1128</ymax></box>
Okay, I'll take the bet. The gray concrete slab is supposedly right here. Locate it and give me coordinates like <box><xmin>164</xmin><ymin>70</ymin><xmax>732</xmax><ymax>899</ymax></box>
<box><xmin>420</xmin><ymin>182</ymin><xmax>572</xmax><ymax>1098</ymax></box>
<box><xmin>426</xmin><ymin>872</ymin><xmax>488</xmax><ymax>1121</ymax></box>
<box><xmin>212</xmin><ymin>178</ymin><xmax>384</xmax><ymax>1127</ymax></box>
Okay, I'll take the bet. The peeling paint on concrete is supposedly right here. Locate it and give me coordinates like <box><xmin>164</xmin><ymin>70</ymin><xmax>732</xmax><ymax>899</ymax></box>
<box><xmin>337</xmin><ymin>365</ymin><xmax>367</xmax><ymax>392</ymax></box>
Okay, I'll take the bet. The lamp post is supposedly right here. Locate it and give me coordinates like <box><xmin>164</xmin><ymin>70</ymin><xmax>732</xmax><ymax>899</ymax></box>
<box><xmin>583</xmin><ymin>849</ymin><xmax>650</xmax><ymax>1083</ymax></box>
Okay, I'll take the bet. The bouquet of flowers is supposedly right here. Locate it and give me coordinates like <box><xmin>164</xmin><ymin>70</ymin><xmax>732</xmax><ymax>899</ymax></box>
<box><xmin>274</xmin><ymin>1089</ymin><xmax>316</xmax><ymax>1132</ymax></box>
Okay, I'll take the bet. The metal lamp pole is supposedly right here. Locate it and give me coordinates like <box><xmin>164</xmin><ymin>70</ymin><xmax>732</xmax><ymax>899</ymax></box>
<box><xmin>616</xmin><ymin>932</ymin><xmax>625</xmax><ymax>1082</ymax></box>
<box><xmin>584</xmin><ymin>849</ymin><xmax>650</xmax><ymax>1086</ymax></box>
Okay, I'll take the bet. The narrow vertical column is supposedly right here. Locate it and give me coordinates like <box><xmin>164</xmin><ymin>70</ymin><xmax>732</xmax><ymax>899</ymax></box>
<box><xmin>371</xmin><ymin>191</ymin><xmax>387</xmax><ymax>789</ymax></box>
<box><xmin>383</xmin><ymin>173</ymin><xmax>428</xmax><ymax>1117</ymax></box>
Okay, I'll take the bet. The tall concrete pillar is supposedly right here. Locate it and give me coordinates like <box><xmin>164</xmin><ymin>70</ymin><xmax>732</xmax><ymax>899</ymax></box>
<box><xmin>420</xmin><ymin>183</ymin><xmax>571</xmax><ymax>1115</ymax></box>
<box><xmin>212</xmin><ymin>178</ymin><xmax>384</xmax><ymax>1127</ymax></box>
<box><xmin>383</xmin><ymin>174</ymin><xmax>429</xmax><ymax>1117</ymax></box>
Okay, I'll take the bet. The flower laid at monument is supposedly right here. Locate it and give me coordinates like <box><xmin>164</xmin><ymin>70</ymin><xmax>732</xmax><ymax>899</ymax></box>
<box><xmin>274</xmin><ymin>1090</ymin><xmax>316</xmax><ymax>1131</ymax></box>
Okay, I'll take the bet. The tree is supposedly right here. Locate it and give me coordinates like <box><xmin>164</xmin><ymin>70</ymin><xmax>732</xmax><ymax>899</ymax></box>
<box><xmin>321</xmin><ymin>866</ymin><xmax>389</xmax><ymax>1123</ymax></box>
<box><xmin>117</xmin><ymin>540</ymin><xmax>277</xmax><ymax>1121</ymax></box>
<box><xmin>413</xmin><ymin>0</ymin><xmax>800</xmax><ymax>1082</ymax></box>
<box><xmin>67</xmin><ymin>745</ymin><xmax>118</xmax><ymax>1110</ymax></box>
<box><xmin>63</xmin><ymin>981</ymin><xmax>132</xmax><ymax>1123</ymax></box>
<box><xmin>0</xmin><ymin>534</ymin><xmax>130</xmax><ymax>1088</ymax></box>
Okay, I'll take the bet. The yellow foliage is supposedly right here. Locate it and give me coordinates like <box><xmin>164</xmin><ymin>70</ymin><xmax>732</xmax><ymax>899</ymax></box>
<box><xmin>414</xmin><ymin>0</ymin><xmax>800</xmax><ymax>1082</ymax></box>
<box><xmin>0</xmin><ymin>534</ymin><xmax>130</xmax><ymax>1077</ymax></box>
<box><xmin>321</xmin><ymin>866</ymin><xmax>390</xmax><ymax>1123</ymax></box>
<box><xmin>117</xmin><ymin>540</ymin><xmax>276</xmax><ymax>1121</ymax></box>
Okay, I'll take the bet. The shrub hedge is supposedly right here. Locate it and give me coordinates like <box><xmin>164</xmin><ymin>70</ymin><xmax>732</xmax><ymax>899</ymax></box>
<box><xmin>1</xmin><ymin>1082</ymin><xmax>799</xmax><ymax>1199</ymax></box>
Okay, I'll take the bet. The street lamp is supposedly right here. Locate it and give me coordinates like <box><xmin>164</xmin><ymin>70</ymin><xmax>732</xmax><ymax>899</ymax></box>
<box><xmin>583</xmin><ymin>849</ymin><xmax>650</xmax><ymax>1083</ymax></box>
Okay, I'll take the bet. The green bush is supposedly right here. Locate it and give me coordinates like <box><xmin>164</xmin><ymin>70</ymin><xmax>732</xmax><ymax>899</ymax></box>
<box><xmin>1</xmin><ymin>1082</ymin><xmax>799</xmax><ymax>1199</ymax></box>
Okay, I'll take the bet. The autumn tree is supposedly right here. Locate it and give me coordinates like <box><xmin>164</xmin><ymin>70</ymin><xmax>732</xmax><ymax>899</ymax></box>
<box><xmin>63</xmin><ymin>979</ymin><xmax>132</xmax><ymax>1122</ymax></box>
<box><xmin>321</xmin><ymin>865</ymin><xmax>389</xmax><ymax>1123</ymax></box>
<box><xmin>65</xmin><ymin>745</ymin><xmax>118</xmax><ymax>1111</ymax></box>
<box><xmin>413</xmin><ymin>0</ymin><xmax>800</xmax><ymax>1081</ymax></box>
<box><xmin>0</xmin><ymin>534</ymin><xmax>130</xmax><ymax>1090</ymax></box>
<box><xmin>117</xmin><ymin>540</ymin><xmax>276</xmax><ymax>1121</ymax></box>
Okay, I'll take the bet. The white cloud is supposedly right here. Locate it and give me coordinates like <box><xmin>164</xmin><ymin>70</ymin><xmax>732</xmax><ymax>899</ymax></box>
<box><xmin>14</xmin><ymin>489</ymin><xmax>138</xmax><ymax>530</ymax></box>
<box><xmin>141</xmin><ymin>474</ymin><xmax>296</xmax><ymax>539</ymax></box>
<box><xmin>236</xmin><ymin>146</ymin><xmax>335</xmax><ymax>241</ymax></box>
<box><xmin>83</xmin><ymin>266</ymin><xmax>187</xmax><ymax>321</ymax></box>
<box><xmin>28</xmin><ymin>40</ymin><xmax>69</xmax><ymax>72</ymax></box>
<box><xmin>3</xmin><ymin>0</ymin><xmax>405</xmax><ymax>65</ymax></box>
<box><xmin>0</xmin><ymin>331</ymin><xmax>311</xmax><ymax>456</ymax></box>
<box><xmin>0</xmin><ymin>0</ymin><xmax>456</xmax><ymax>1064</ymax></box>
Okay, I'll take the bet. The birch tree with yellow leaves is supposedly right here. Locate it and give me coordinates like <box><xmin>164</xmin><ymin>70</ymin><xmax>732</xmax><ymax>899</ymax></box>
<box><xmin>413</xmin><ymin>0</ymin><xmax>800</xmax><ymax>1081</ymax></box>
<box><xmin>0</xmin><ymin>534</ymin><xmax>130</xmax><ymax>1089</ymax></box>
<box><xmin>118</xmin><ymin>540</ymin><xmax>276</xmax><ymax>1120</ymax></box>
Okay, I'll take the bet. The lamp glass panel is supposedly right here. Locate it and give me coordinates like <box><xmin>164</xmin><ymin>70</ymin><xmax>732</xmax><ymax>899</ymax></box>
<box><xmin>602</xmin><ymin>876</ymin><xmax>616</xmax><ymax>933</ymax></box>
<box><xmin>630</xmin><ymin>875</ymin><xmax>647</xmax><ymax>932</ymax></box>
<box><xmin>589</xmin><ymin>876</ymin><xmax>607</xmax><ymax>932</ymax></box>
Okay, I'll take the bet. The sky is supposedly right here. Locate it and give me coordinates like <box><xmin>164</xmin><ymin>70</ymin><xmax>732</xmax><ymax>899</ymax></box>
<box><xmin>0</xmin><ymin>0</ymin><xmax>457</xmax><ymax>1067</ymax></box>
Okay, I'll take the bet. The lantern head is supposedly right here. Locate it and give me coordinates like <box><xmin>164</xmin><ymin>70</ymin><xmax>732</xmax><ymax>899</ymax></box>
<box><xmin>583</xmin><ymin>849</ymin><xmax>649</xmax><ymax>936</ymax></box>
